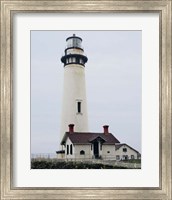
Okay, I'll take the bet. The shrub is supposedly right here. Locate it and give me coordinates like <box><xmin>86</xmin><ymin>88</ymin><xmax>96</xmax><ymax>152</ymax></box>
<box><xmin>31</xmin><ymin>160</ymin><xmax>127</xmax><ymax>169</ymax></box>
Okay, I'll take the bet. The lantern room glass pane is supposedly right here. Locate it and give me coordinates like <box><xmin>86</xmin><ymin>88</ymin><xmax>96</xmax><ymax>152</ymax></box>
<box><xmin>67</xmin><ymin>39</ymin><xmax>72</xmax><ymax>48</ymax></box>
<box><xmin>67</xmin><ymin>38</ymin><xmax>82</xmax><ymax>48</ymax></box>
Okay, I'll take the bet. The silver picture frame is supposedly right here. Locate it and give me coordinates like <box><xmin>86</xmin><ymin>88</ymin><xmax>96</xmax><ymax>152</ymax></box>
<box><xmin>0</xmin><ymin>0</ymin><xmax>171</xmax><ymax>199</ymax></box>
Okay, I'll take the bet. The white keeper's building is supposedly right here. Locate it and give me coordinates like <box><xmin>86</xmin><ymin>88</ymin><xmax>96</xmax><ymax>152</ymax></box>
<box><xmin>59</xmin><ymin>124</ymin><xmax>140</xmax><ymax>160</ymax></box>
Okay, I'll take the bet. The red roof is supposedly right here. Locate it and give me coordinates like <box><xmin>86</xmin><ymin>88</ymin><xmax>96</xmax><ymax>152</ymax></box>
<box><xmin>61</xmin><ymin>132</ymin><xmax>120</xmax><ymax>145</ymax></box>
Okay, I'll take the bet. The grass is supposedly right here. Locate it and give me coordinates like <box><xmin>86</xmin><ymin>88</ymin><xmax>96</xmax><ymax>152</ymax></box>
<box><xmin>31</xmin><ymin>160</ymin><xmax>128</xmax><ymax>169</ymax></box>
<box><xmin>120</xmin><ymin>159</ymin><xmax>141</xmax><ymax>164</ymax></box>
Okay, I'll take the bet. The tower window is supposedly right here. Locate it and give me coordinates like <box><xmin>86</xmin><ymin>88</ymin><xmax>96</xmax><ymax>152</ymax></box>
<box><xmin>76</xmin><ymin>58</ymin><xmax>79</xmax><ymax>64</ymax></box>
<box><xmin>71</xmin><ymin>57</ymin><xmax>75</xmax><ymax>62</ymax></box>
<box><xmin>77</xmin><ymin>102</ymin><xmax>81</xmax><ymax>113</ymax></box>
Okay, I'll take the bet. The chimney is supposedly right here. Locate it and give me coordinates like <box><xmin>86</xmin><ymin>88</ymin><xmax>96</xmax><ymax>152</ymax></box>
<box><xmin>103</xmin><ymin>125</ymin><xmax>109</xmax><ymax>135</ymax></box>
<box><xmin>69</xmin><ymin>124</ymin><xmax>74</xmax><ymax>133</ymax></box>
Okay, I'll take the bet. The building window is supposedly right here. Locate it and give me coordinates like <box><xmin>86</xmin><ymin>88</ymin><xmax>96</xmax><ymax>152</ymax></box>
<box><xmin>80</xmin><ymin>150</ymin><xmax>85</xmax><ymax>155</ymax></box>
<box><xmin>77</xmin><ymin>102</ymin><xmax>81</xmax><ymax>113</ymax></box>
<box><xmin>123</xmin><ymin>155</ymin><xmax>128</xmax><ymax>160</ymax></box>
<box><xmin>123</xmin><ymin>148</ymin><xmax>127</xmax><ymax>152</ymax></box>
<box><xmin>107</xmin><ymin>151</ymin><xmax>110</xmax><ymax>153</ymax></box>
<box><xmin>67</xmin><ymin>145</ymin><xmax>69</xmax><ymax>155</ymax></box>
<box><xmin>116</xmin><ymin>155</ymin><xmax>120</xmax><ymax>160</ymax></box>
<box><xmin>70</xmin><ymin>144</ymin><xmax>73</xmax><ymax>155</ymax></box>
<box><xmin>100</xmin><ymin>144</ymin><xmax>102</xmax><ymax>150</ymax></box>
<box><xmin>91</xmin><ymin>144</ymin><xmax>92</xmax><ymax>150</ymax></box>
<box><xmin>131</xmin><ymin>155</ymin><xmax>135</xmax><ymax>159</ymax></box>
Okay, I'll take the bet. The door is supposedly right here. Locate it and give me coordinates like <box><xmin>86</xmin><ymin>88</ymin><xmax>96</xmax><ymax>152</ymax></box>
<box><xmin>93</xmin><ymin>141</ymin><xmax>99</xmax><ymax>158</ymax></box>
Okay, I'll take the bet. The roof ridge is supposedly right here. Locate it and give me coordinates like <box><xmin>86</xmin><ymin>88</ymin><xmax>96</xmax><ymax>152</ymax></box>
<box><xmin>66</xmin><ymin>132</ymin><xmax>113</xmax><ymax>134</ymax></box>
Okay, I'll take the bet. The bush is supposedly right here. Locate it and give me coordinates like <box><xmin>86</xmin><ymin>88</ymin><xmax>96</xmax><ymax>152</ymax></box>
<box><xmin>31</xmin><ymin>160</ymin><xmax>127</xmax><ymax>169</ymax></box>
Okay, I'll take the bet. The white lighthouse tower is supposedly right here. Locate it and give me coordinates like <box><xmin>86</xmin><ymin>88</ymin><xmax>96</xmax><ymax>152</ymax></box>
<box><xmin>60</xmin><ymin>34</ymin><xmax>89</xmax><ymax>144</ymax></box>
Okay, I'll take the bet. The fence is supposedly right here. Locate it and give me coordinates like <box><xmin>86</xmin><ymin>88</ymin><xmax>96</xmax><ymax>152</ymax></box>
<box><xmin>31</xmin><ymin>153</ymin><xmax>57</xmax><ymax>159</ymax></box>
<box><xmin>91</xmin><ymin>159</ymin><xmax>141</xmax><ymax>169</ymax></box>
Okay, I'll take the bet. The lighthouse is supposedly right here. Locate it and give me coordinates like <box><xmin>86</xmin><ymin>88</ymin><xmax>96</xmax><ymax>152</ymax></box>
<box><xmin>59</xmin><ymin>34</ymin><xmax>89</xmax><ymax>145</ymax></box>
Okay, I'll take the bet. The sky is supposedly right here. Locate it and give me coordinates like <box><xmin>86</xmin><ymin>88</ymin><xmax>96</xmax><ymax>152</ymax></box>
<box><xmin>31</xmin><ymin>31</ymin><xmax>142</xmax><ymax>155</ymax></box>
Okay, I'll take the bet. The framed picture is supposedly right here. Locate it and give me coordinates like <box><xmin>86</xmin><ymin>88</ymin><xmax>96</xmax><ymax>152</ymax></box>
<box><xmin>0</xmin><ymin>0</ymin><xmax>171</xmax><ymax>199</ymax></box>
<box><xmin>31</xmin><ymin>30</ymin><xmax>142</xmax><ymax>169</ymax></box>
